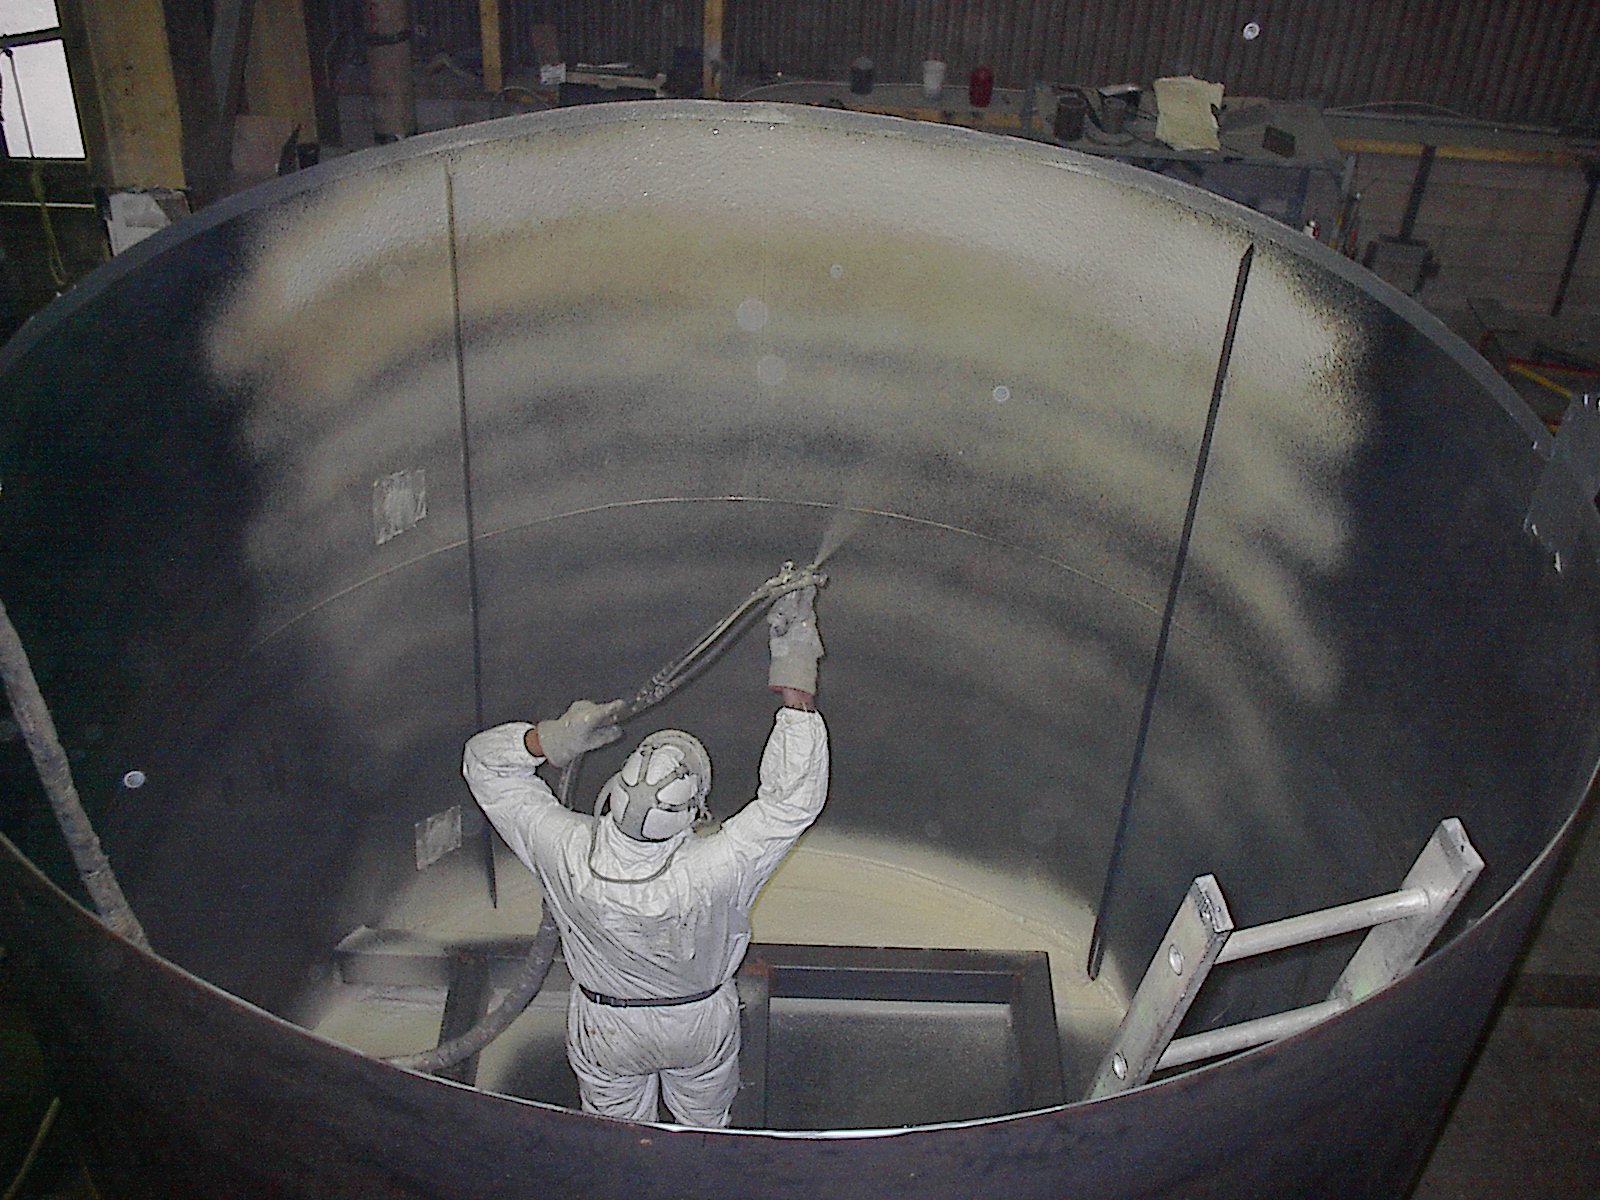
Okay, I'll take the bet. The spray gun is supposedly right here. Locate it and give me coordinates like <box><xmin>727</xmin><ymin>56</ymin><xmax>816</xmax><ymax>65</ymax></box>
<box><xmin>557</xmin><ymin>558</ymin><xmax>827</xmax><ymax>805</ymax></box>
<box><xmin>628</xmin><ymin>559</ymin><xmax>826</xmax><ymax>715</ymax></box>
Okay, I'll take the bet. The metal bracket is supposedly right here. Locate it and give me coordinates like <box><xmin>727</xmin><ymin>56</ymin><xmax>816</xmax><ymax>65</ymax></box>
<box><xmin>1525</xmin><ymin>393</ymin><xmax>1600</xmax><ymax>572</ymax></box>
<box><xmin>414</xmin><ymin>805</ymin><xmax>462</xmax><ymax>870</ymax></box>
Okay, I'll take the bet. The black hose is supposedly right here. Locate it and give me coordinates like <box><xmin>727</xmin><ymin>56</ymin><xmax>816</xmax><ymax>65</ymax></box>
<box><xmin>383</xmin><ymin>906</ymin><xmax>560</xmax><ymax>1073</ymax></box>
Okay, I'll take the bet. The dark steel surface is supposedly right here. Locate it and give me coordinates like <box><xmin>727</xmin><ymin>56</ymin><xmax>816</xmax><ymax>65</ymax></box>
<box><xmin>0</xmin><ymin>103</ymin><xmax>1597</xmax><ymax>1196</ymax></box>
<box><xmin>0</xmin><ymin>824</ymin><xmax>1569</xmax><ymax>1197</ymax></box>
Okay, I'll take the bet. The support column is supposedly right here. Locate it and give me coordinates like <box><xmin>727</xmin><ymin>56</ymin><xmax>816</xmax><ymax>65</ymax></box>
<box><xmin>57</xmin><ymin>0</ymin><xmax>226</xmax><ymax>199</ymax></box>
<box><xmin>479</xmin><ymin>0</ymin><xmax>503</xmax><ymax>95</ymax></box>
<box><xmin>243</xmin><ymin>0</ymin><xmax>319</xmax><ymax>144</ymax></box>
<box><xmin>56</xmin><ymin>0</ymin><xmax>188</xmax><ymax>190</ymax></box>
<box><xmin>703</xmin><ymin>0</ymin><xmax>724</xmax><ymax>98</ymax></box>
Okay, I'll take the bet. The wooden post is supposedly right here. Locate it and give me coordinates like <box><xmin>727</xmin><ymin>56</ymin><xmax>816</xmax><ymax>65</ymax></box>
<box><xmin>479</xmin><ymin>0</ymin><xmax>502</xmax><ymax>95</ymax></box>
<box><xmin>243</xmin><ymin>0</ymin><xmax>319</xmax><ymax>141</ymax></box>
<box><xmin>703</xmin><ymin>0</ymin><xmax>724</xmax><ymax>98</ymax></box>
<box><xmin>56</xmin><ymin>0</ymin><xmax>190</xmax><ymax>189</ymax></box>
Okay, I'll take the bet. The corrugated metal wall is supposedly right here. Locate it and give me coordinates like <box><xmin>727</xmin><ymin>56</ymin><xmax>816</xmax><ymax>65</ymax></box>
<box><xmin>414</xmin><ymin>0</ymin><xmax>705</xmax><ymax>79</ymax></box>
<box><xmin>412</xmin><ymin>0</ymin><xmax>1600</xmax><ymax>127</ymax></box>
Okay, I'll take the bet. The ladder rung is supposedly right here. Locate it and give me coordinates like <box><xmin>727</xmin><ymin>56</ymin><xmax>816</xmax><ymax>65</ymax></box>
<box><xmin>1215</xmin><ymin>887</ymin><xmax>1431</xmax><ymax>964</ymax></box>
<box><xmin>1087</xmin><ymin>819</ymin><xmax>1482</xmax><ymax>1101</ymax></box>
<box><xmin>1157</xmin><ymin>998</ymin><xmax>1345</xmax><ymax>1070</ymax></box>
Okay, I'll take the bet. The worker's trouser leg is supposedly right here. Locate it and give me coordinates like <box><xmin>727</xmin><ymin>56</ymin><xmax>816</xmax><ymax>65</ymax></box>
<box><xmin>659</xmin><ymin>1033</ymin><xmax>739</xmax><ymax>1128</ymax></box>
<box><xmin>572</xmin><ymin>1056</ymin><xmax>662</xmax><ymax>1122</ymax></box>
<box><xmin>567</xmin><ymin>984</ymin><xmax>740</xmax><ymax>1127</ymax></box>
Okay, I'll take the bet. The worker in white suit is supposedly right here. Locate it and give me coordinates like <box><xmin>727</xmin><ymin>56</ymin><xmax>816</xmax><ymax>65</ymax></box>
<box><xmin>463</xmin><ymin>586</ymin><xmax>828</xmax><ymax>1126</ymax></box>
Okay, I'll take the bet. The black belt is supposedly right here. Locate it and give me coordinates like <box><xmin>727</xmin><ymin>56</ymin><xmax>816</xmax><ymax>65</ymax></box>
<box><xmin>580</xmin><ymin>984</ymin><xmax>722</xmax><ymax>1008</ymax></box>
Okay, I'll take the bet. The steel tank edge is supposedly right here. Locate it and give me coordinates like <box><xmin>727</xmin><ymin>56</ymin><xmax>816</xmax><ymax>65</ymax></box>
<box><xmin>0</xmin><ymin>818</ymin><xmax>1572</xmax><ymax>1199</ymax></box>
<box><xmin>0</xmin><ymin>99</ymin><xmax>1589</xmax><ymax>1199</ymax></box>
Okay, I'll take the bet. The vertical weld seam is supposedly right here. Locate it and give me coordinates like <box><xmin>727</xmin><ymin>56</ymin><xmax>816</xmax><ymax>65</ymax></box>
<box><xmin>445</xmin><ymin>168</ymin><xmax>486</xmax><ymax>733</ymax></box>
<box><xmin>446</xmin><ymin>166</ymin><xmax>496</xmax><ymax>907</ymax></box>
<box><xmin>1086</xmin><ymin>242</ymin><xmax>1256</xmax><ymax>981</ymax></box>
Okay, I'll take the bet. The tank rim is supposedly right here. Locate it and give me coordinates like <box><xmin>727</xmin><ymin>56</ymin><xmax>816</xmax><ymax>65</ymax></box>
<box><xmin>2</xmin><ymin>96</ymin><xmax>1593</xmax><ymax>1137</ymax></box>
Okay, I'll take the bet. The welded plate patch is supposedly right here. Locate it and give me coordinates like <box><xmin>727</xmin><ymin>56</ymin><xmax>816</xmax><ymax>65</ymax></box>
<box><xmin>415</xmin><ymin>805</ymin><xmax>461</xmax><ymax>870</ymax></box>
<box><xmin>1526</xmin><ymin>394</ymin><xmax>1600</xmax><ymax>570</ymax></box>
<box><xmin>374</xmin><ymin>469</ymin><xmax>427</xmax><ymax>544</ymax></box>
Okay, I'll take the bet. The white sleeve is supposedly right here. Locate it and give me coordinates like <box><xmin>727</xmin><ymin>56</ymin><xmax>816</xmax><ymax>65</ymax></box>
<box><xmin>462</xmin><ymin>722</ymin><xmax>567</xmax><ymax>875</ymax></box>
<box><xmin>719</xmin><ymin>708</ymin><xmax>829</xmax><ymax>910</ymax></box>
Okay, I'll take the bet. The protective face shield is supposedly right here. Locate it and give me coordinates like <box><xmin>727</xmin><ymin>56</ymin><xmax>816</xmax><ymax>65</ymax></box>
<box><xmin>596</xmin><ymin>730</ymin><xmax>712</xmax><ymax>842</ymax></box>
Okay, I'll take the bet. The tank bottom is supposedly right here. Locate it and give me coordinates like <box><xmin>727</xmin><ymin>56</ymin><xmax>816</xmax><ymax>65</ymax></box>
<box><xmin>298</xmin><ymin>832</ymin><xmax>1128</xmax><ymax>1126</ymax></box>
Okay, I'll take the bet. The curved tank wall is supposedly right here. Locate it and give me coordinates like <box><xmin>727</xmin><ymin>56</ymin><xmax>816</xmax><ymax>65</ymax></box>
<box><xmin>1</xmin><ymin>102</ymin><xmax>1598</xmax><ymax>1198</ymax></box>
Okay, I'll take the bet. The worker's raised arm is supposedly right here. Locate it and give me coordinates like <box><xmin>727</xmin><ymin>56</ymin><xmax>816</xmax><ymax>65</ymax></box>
<box><xmin>720</xmin><ymin>585</ymin><xmax>829</xmax><ymax>904</ymax></box>
<box><xmin>721</xmin><ymin>707</ymin><xmax>829</xmax><ymax>907</ymax></box>
<box><xmin>463</xmin><ymin>700</ymin><xmax>624</xmax><ymax>868</ymax></box>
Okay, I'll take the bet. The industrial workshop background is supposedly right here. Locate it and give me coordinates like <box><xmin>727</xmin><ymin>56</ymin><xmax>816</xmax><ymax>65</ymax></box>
<box><xmin>412</xmin><ymin>0</ymin><xmax>1600</xmax><ymax>127</ymax></box>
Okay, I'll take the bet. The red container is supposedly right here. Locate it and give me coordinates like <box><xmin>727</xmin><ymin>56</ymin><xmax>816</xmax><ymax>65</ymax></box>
<box><xmin>968</xmin><ymin>65</ymin><xmax>994</xmax><ymax>108</ymax></box>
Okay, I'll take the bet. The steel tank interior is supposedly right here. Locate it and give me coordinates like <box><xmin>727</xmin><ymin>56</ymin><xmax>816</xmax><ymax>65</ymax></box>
<box><xmin>2</xmin><ymin>102</ymin><xmax>1599</xmax><ymax>1199</ymax></box>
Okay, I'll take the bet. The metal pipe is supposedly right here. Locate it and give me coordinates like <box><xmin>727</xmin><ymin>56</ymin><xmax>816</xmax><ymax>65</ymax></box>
<box><xmin>1400</xmin><ymin>145</ymin><xmax>1436</xmax><ymax>242</ymax></box>
<box><xmin>366</xmin><ymin>0</ymin><xmax>417</xmax><ymax>141</ymax></box>
<box><xmin>444</xmin><ymin>167</ymin><xmax>496</xmax><ymax>909</ymax></box>
<box><xmin>1158</xmin><ymin>999</ymin><xmax>1346</xmax><ymax>1070</ymax></box>
<box><xmin>1215</xmin><ymin>888</ymin><xmax>1433</xmax><ymax>964</ymax></box>
<box><xmin>1551</xmin><ymin>161</ymin><xmax>1599</xmax><ymax>317</ymax></box>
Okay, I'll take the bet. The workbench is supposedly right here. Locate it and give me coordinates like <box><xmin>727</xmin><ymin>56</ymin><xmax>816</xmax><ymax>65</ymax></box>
<box><xmin>738</xmin><ymin>80</ymin><xmax>1346</xmax><ymax>237</ymax></box>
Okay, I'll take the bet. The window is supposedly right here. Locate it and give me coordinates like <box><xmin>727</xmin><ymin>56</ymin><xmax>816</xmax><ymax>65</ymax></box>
<box><xmin>0</xmin><ymin>0</ymin><xmax>84</xmax><ymax>159</ymax></box>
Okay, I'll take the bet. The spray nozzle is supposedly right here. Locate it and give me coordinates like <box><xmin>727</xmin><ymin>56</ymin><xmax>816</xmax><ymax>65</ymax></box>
<box><xmin>759</xmin><ymin>559</ymin><xmax>829</xmax><ymax>601</ymax></box>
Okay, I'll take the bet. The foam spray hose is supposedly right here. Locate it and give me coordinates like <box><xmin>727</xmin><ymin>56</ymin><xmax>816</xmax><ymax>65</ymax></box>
<box><xmin>556</xmin><ymin>559</ymin><xmax>828</xmax><ymax>806</ymax></box>
<box><xmin>0</xmin><ymin>596</ymin><xmax>150</xmax><ymax>949</ymax></box>
<box><xmin>385</xmin><ymin>559</ymin><xmax>826</xmax><ymax>1074</ymax></box>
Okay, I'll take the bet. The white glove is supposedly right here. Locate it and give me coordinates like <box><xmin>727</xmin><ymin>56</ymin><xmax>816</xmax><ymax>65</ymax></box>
<box><xmin>768</xmin><ymin>586</ymin><xmax>823</xmax><ymax>694</ymax></box>
<box><xmin>536</xmin><ymin>699</ymin><xmax>625</xmax><ymax>767</ymax></box>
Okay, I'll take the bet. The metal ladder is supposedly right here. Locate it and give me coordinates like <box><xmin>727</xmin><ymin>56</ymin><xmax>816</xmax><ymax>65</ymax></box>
<box><xmin>1088</xmin><ymin>817</ymin><xmax>1483</xmax><ymax>1099</ymax></box>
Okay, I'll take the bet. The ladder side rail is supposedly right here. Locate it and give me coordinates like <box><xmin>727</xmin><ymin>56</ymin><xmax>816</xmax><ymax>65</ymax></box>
<box><xmin>1333</xmin><ymin>817</ymin><xmax>1484</xmax><ymax>1005</ymax></box>
<box><xmin>1087</xmin><ymin>875</ymin><xmax>1233</xmax><ymax>1100</ymax></box>
<box><xmin>1215</xmin><ymin>887</ymin><xmax>1432</xmax><ymax>964</ymax></box>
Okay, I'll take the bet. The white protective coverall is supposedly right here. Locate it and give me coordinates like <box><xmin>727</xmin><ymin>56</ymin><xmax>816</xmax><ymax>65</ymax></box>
<box><xmin>464</xmin><ymin>707</ymin><xmax>829</xmax><ymax>1126</ymax></box>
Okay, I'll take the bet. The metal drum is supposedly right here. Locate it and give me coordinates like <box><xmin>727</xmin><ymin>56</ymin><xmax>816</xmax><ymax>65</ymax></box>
<box><xmin>2</xmin><ymin>102</ymin><xmax>1596</xmax><ymax>1198</ymax></box>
